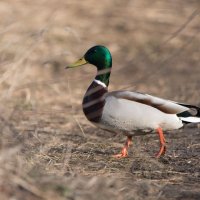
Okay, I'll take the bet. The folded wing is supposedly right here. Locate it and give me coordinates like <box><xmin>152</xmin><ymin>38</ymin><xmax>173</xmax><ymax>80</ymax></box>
<box><xmin>107</xmin><ymin>90</ymin><xmax>190</xmax><ymax>114</ymax></box>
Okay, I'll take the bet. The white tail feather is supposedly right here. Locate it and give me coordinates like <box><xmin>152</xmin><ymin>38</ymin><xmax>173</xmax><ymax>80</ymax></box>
<box><xmin>180</xmin><ymin>117</ymin><xmax>200</xmax><ymax>123</ymax></box>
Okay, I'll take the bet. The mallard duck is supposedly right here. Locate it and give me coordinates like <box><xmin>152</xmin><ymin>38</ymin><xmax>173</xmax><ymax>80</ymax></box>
<box><xmin>66</xmin><ymin>45</ymin><xmax>200</xmax><ymax>158</ymax></box>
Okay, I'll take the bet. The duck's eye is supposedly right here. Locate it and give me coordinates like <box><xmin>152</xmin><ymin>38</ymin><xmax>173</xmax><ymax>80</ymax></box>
<box><xmin>92</xmin><ymin>49</ymin><xmax>97</xmax><ymax>53</ymax></box>
<box><xmin>88</xmin><ymin>49</ymin><xmax>97</xmax><ymax>55</ymax></box>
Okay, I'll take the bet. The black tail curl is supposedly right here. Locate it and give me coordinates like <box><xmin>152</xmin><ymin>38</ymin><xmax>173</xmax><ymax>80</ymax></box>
<box><xmin>177</xmin><ymin>103</ymin><xmax>200</xmax><ymax>123</ymax></box>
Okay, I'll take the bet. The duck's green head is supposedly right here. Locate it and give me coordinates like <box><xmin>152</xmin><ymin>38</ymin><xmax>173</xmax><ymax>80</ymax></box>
<box><xmin>67</xmin><ymin>45</ymin><xmax>112</xmax><ymax>70</ymax></box>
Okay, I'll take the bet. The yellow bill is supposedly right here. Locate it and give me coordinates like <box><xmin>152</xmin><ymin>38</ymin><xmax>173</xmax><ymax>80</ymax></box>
<box><xmin>66</xmin><ymin>57</ymin><xmax>87</xmax><ymax>69</ymax></box>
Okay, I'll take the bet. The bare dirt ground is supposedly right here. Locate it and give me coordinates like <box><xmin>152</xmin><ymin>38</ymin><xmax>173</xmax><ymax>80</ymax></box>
<box><xmin>0</xmin><ymin>0</ymin><xmax>200</xmax><ymax>199</ymax></box>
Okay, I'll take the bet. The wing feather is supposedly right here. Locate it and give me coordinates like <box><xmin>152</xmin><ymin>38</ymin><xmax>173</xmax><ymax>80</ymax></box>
<box><xmin>107</xmin><ymin>91</ymin><xmax>189</xmax><ymax>114</ymax></box>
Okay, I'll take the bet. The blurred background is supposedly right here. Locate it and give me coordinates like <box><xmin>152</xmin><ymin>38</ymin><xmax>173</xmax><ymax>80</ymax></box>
<box><xmin>0</xmin><ymin>0</ymin><xmax>200</xmax><ymax>199</ymax></box>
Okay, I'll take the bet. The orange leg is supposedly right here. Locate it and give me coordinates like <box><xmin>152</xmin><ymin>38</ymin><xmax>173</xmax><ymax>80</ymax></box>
<box><xmin>113</xmin><ymin>136</ymin><xmax>132</xmax><ymax>158</ymax></box>
<box><xmin>155</xmin><ymin>127</ymin><xmax>166</xmax><ymax>158</ymax></box>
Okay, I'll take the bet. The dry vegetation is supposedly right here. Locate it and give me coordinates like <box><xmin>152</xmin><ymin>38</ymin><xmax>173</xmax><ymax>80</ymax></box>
<box><xmin>0</xmin><ymin>0</ymin><xmax>200</xmax><ymax>199</ymax></box>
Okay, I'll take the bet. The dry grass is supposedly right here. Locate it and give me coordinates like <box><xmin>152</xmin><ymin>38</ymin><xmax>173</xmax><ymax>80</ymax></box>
<box><xmin>0</xmin><ymin>0</ymin><xmax>200</xmax><ymax>199</ymax></box>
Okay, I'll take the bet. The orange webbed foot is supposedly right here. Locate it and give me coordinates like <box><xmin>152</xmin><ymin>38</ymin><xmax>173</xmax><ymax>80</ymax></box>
<box><xmin>113</xmin><ymin>147</ymin><xmax>128</xmax><ymax>158</ymax></box>
<box><xmin>155</xmin><ymin>145</ymin><xmax>166</xmax><ymax>158</ymax></box>
<box><xmin>113</xmin><ymin>136</ymin><xmax>132</xmax><ymax>158</ymax></box>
